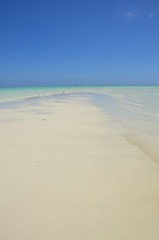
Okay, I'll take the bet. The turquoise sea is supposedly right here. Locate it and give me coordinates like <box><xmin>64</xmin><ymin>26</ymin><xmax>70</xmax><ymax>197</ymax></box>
<box><xmin>0</xmin><ymin>86</ymin><xmax>159</xmax><ymax>163</ymax></box>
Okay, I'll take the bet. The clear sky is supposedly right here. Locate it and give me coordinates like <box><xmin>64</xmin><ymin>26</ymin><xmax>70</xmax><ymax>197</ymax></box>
<box><xmin>0</xmin><ymin>0</ymin><xmax>159</xmax><ymax>87</ymax></box>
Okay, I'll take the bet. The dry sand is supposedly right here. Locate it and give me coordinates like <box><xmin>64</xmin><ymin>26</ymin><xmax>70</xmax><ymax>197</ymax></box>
<box><xmin>0</xmin><ymin>98</ymin><xmax>159</xmax><ymax>240</ymax></box>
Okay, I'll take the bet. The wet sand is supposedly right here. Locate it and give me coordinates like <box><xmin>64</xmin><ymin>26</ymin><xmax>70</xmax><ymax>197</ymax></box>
<box><xmin>0</xmin><ymin>98</ymin><xmax>159</xmax><ymax>240</ymax></box>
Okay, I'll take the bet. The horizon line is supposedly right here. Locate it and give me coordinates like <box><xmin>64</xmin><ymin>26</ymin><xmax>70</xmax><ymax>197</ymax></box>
<box><xmin>0</xmin><ymin>84</ymin><xmax>159</xmax><ymax>89</ymax></box>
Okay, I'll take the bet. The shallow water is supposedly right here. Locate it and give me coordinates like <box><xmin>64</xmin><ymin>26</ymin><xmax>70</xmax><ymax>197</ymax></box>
<box><xmin>92</xmin><ymin>86</ymin><xmax>159</xmax><ymax>164</ymax></box>
<box><xmin>0</xmin><ymin>86</ymin><xmax>89</xmax><ymax>104</ymax></box>
<box><xmin>0</xmin><ymin>85</ymin><xmax>158</xmax><ymax>163</ymax></box>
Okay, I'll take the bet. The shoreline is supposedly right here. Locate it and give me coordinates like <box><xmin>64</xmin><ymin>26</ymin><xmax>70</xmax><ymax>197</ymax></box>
<box><xmin>1</xmin><ymin>91</ymin><xmax>159</xmax><ymax>165</ymax></box>
<box><xmin>1</xmin><ymin>97</ymin><xmax>159</xmax><ymax>239</ymax></box>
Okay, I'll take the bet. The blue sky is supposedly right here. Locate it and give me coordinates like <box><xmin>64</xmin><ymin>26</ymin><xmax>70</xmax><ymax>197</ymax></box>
<box><xmin>0</xmin><ymin>0</ymin><xmax>159</xmax><ymax>86</ymax></box>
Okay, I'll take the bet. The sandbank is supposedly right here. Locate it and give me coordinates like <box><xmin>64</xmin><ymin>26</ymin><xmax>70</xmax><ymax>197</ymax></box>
<box><xmin>0</xmin><ymin>98</ymin><xmax>159</xmax><ymax>240</ymax></box>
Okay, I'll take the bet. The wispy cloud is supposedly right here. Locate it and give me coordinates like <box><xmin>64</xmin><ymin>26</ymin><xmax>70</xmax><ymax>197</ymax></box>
<box><xmin>126</xmin><ymin>11</ymin><xmax>135</xmax><ymax>17</ymax></box>
<box><xmin>150</xmin><ymin>14</ymin><xmax>155</xmax><ymax>18</ymax></box>
<box><xmin>125</xmin><ymin>8</ymin><xmax>159</xmax><ymax>20</ymax></box>
<box><xmin>125</xmin><ymin>9</ymin><xmax>138</xmax><ymax>19</ymax></box>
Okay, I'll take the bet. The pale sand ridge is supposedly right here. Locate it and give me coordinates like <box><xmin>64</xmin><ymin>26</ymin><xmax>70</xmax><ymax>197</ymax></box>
<box><xmin>0</xmin><ymin>98</ymin><xmax>159</xmax><ymax>240</ymax></box>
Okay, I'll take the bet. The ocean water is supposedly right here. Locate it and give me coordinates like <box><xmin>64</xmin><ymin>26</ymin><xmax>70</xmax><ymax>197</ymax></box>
<box><xmin>0</xmin><ymin>86</ymin><xmax>158</xmax><ymax>163</ymax></box>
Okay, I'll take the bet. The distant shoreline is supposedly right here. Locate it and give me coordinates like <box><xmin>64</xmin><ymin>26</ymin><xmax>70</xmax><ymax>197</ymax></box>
<box><xmin>0</xmin><ymin>84</ymin><xmax>159</xmax><ymax>89</ymax></box>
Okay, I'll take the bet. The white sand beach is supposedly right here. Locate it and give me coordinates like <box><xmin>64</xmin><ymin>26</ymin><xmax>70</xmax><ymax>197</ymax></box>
<box><xmin>0</xmin><ymin>98</ymin><xmax>159</xmax><ymax>240</ymax></box>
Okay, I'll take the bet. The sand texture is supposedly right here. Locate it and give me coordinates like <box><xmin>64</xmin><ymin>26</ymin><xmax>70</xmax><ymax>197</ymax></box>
<box><xmin>0</xmin><ymin>98</ymin><xmax>159</xmax><ymax>240</ymax></box>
